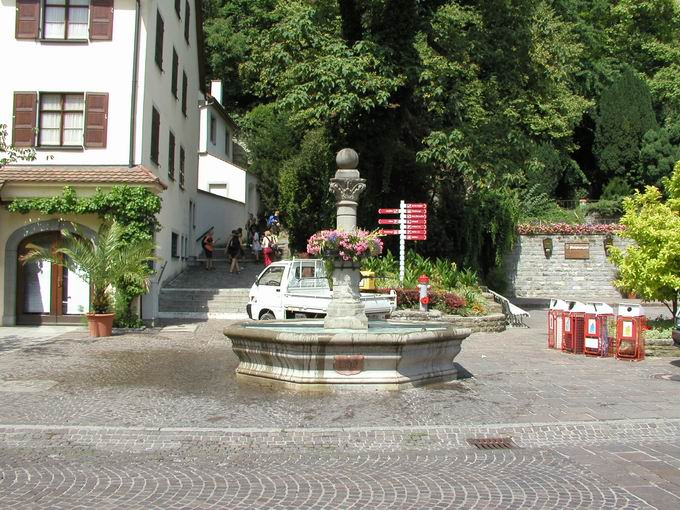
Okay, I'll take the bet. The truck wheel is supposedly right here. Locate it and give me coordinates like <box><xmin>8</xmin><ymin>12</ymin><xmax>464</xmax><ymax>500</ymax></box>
<box><xmin>260</xmin><ymin>311</ymin><xmax>276</xmax><ymax>320</ymax></box>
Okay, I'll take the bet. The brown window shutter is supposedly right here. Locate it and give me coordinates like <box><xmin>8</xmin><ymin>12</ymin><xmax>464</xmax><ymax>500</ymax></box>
<box><xmin>15</xmin><ymin>0</ymin><xmax>40</xmax><ymax>39</ymax></box>
<box><xmin>84</xmin><ymin>93</ymin><xmax>109</xmax><ymax>148</ymax></box>
<box><xmin>12</xmin><ymin>92</ymin><xmax>37</xmax><ymax>147</ymax></box>
<box><xmin>90</xmin><ymin>0</ymin><xmax>114</xmax><ymax>41</ymax></box>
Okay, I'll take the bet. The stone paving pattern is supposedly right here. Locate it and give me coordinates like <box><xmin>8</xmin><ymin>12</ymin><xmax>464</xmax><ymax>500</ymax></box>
<box><xmin>0</xmin><ymin>311</ymin><xmax>679</xmax><ymax>508</ymax></box>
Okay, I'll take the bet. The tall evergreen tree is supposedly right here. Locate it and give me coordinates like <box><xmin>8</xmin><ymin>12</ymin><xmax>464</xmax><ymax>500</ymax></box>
<box><xmin>594</xmin><ymin>69</ymin><xmax>658</xmax><ymax>188</ymax></box>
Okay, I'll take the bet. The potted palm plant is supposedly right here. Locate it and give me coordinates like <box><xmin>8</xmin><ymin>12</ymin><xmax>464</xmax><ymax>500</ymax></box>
<box><xmin>22</xmin><ymin>221</ymin><xmax>157</xmax><ymax>337</ymax></box>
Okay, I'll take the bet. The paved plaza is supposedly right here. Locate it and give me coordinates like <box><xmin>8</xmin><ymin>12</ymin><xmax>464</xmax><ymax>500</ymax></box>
<box><xmin>1</xmin><ymin>312</ymin><xmax>679</xmax><ymax>508</ymax></box>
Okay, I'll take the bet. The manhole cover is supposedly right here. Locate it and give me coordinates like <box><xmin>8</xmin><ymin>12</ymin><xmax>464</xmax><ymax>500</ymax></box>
<box><xmin>653</xmin><ymin>373</ymin><xmax>680</xmax><ymax>382</ymax></box>
<box><xmin>467</xmin><ymin>437</ymin><xmax>516</xmax><ymax>449</ymax></box>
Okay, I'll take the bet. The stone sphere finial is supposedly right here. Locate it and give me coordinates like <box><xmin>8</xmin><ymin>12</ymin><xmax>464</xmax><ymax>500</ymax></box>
<box><xmin>336</xmin><ymin>148</ymin><xmax>359</xmax><ymax>169</ymax></box>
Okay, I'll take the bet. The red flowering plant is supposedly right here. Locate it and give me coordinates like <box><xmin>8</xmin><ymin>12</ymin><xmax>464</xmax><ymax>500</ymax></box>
<box><xmin>517</xmin><ymin>223</ymin><xmax>624</xmax><ymax>235</ymax></box>
<box><xmin>306</xmin><ymin>229</ymin><xmax>383</xmax><ymax>262</ymax></box>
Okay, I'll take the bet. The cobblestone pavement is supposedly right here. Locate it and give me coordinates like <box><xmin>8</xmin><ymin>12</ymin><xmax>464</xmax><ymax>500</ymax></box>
<box><xmin>1</xmin><ymin>311</ymin><xmax>679</xmax><ymax>508</ymax></box>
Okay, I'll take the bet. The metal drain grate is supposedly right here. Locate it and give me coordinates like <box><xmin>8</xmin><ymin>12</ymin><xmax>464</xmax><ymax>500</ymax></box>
<box><xmin>467</xmin><ymin>437</ymin><xmax>516</xmax><ymax>450</ymax></box>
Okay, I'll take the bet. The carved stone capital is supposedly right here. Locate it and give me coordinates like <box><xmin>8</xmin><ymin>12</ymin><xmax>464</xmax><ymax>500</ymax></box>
<box><xmin>330</xmin><ymin>178</ymin><xmax>366</xmax><ymax>203</ymax></box>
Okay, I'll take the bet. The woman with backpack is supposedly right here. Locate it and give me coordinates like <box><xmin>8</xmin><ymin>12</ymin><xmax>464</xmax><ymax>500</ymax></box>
<box><xmin>262</xmin><ymin>230</ymin><xmax>274</xmax><ymax>267</ymax></box>
<box><xmin>227</xmin><ymin>230</ymin><xmax>242</xmax><ymax>273</ymax></box>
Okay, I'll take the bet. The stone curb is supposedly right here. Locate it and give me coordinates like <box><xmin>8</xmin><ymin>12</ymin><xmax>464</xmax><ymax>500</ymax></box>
<box><xmin>2</xmin><ymin>418</ymin><xmax>678</xmax><ymax>453</ymax></box>
<box><xmin>391</xmin><ymin>310</ymin><xmax>506</xmax><ymax>333</ymax></box>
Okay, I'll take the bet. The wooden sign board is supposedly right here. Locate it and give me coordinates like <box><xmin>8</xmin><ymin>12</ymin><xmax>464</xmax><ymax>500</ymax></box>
<box><xmin>565</xmin><ymin>242</ymin><xmax>590</xmax><ymax>260</ymax></box>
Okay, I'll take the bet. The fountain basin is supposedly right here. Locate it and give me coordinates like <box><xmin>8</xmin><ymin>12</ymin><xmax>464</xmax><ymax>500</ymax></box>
<box><xmin>224</xmin><ymin>319</ymin><xmax>470</xmax><ymax>389</ymax></box>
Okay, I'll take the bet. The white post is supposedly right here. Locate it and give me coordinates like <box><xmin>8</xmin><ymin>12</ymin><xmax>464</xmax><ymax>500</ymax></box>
<box><xmin>399</xmin><ymin>200</ymin><xmax>405</xmax><ymax>286</ymax></box>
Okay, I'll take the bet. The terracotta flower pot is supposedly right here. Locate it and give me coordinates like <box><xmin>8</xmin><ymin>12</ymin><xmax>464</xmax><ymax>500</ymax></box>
<box><xmin>87</xmin><ymin>313</ymin><xmax>115</xmax><ymax>337</ymax></box>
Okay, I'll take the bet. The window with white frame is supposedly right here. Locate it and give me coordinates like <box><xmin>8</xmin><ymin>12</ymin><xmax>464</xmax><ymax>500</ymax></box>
<box><xmin>43</xmin><ymin>0</ymin><xmax>89</xmax><ymax>40</ymax></box>
<box><xmin>39</xmin><ymin>93</ymin><xmax>85</xmax><ymax>146</ymax></box>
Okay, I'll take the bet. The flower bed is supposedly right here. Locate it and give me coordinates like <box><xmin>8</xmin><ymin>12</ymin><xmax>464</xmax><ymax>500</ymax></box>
<box><xmin>517</xmin><ymin>223</ymin><xmax>624</xmax><ymax>235</ymax></box>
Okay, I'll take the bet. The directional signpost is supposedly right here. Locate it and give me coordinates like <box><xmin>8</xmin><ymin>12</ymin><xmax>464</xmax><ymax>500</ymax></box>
<box><xmin>377</xmin><ymin>200</ymin><xmax>428</xmax><ymax>284</ymax></box>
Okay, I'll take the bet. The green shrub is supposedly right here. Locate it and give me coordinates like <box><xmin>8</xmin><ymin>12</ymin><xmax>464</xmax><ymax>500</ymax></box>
<box><xmin>365</xmin><ymin>249</ymin><xmax>488</xmax><ymax>315</ymax></box>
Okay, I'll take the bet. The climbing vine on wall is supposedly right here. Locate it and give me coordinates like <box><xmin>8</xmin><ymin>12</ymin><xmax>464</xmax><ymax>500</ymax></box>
<box><xmin>6</xmin><ymin>185</ymin><xmax>162</xmax><ymax>243</ymax></box>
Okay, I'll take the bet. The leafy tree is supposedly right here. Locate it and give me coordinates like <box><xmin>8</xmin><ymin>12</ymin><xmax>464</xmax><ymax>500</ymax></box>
<box><xmin>594</xmin><ymin>68</ymin><xmax>658</xmax><ymax>187</ymax></box>
<box><xmin>638</xmin><ymin>126</ymin><xmax>680</xmax><ymax>188</ymax></box>
<box><xmin>203</xmin><ymin>0</ymin><xmax>680</xmax><ymax>275</ymax></box>
<box><xmin>279</xmin><ymin>128</ymin><xmax>334</xmax><ymax>251</ymax></box>
<box><xmin>609</xmin><ymin>162</ymin><xmax>680</xmax><ymax>315</ymax></box>
<box><xmin>1</xmin><ymin>123</ymin><xmax>35</xmax><ymax>167</ymax></box>
<box><xmin>240</xmin><ymin>104</ymin><xmax>298</xmax><ymax>216</ymax></box>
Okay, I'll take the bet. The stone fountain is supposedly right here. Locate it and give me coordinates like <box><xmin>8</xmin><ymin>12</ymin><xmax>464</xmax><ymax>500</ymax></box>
<box><xmin>224</xmin><ymin>149</ymin><xmax>470</xmax><ymax>389</ymax></box>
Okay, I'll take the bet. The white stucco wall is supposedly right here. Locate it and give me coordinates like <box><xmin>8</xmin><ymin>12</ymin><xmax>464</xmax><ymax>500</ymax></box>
<box><xmin>198</xmin><ymin>154</ymin><xmax>246</xmax><ymax>202</ymax></box>
<box><xmin>194</xmin><ymin>190</ymin><xmax>250</xmax><ymax>253</ymax></box>
<box><xmin>135</xmin><ymin>0</ymin><xmax>202</xmax><ymax>320</ymax></box>
<box><xmin>0</xmin><ymin>0</ymin><xmax>137</xmax><ymax>165</ymax></box>
<box><xmin>0</xmin><ymin>0</ymin><xmax>204</xmax><ymax>323</ymax></box>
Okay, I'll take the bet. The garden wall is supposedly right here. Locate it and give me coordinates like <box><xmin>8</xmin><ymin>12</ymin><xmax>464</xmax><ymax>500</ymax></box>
<box><xmin>505</xmin><ymin>234</ymin><xmax>633</xmax><ymax>301</ymax></box>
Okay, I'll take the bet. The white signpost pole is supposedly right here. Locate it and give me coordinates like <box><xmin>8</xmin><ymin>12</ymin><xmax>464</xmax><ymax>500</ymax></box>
<box><xmin>399</xmin><ymin>200</ymin><xmax>405</xmax><ymax>286</ymax></box>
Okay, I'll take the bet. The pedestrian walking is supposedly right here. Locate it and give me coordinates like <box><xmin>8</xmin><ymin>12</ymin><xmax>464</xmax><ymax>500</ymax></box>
<box><xmin>262</xmin><ymin>230</ymin><xmax>274</xmax><ymax>267</ymax></box>
<box><xmin>245</xmin><ymin>213</ymin><xmax>256</xmax><ymax>243</ymax></box>
<box><xmin>267</xmin><ymin>210</ymin><xmax>280</xmax><ymax>235</ymax></box>
<box><xmin>251</xmin><ymin>228</ymin><xmax>262</xmax><ymax>262</ymax></box>
<box><xmin>227</xmin><ymin>230</ymin><xmax>242</xmax><ymax>273</ymax></box>
<box><xmin>236</xmin><ymin>227</ymin><xmax>246</xmax><ymax>262</ymax></box>
<box><xmin>201</xmin><ymin>228</ymin><xmax>215</xmax><ymax>270</ymax></box>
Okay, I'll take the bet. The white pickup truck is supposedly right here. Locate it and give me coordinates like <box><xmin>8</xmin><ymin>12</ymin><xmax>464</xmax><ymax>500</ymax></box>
<box><xmin>246</xmin><ymin>259</ymin><xmax>397</xmax><ymax>320</ymax></box>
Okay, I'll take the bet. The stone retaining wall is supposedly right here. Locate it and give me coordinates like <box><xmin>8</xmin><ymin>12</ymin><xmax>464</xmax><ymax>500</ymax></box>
<box><xmin>391</xmin><ymin>310</ymin><xmax>506</xmax><ymax>334</ymax></box>
<box><xmin>505</xmin><ymin>234</ymin><xmax>633</xmax><ymax>301</ymax></box>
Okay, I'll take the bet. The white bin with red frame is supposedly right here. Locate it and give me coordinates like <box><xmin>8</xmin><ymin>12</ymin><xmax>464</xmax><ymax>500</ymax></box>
<box><xmin>563</xmin><ymin>301</ymin><xmax>587</xmax><ymax>354</ymax></box>
<box><xmin>548</xmin><ymin>298</ymin><xmax>569</xmax><ymax>349</ymax></box>
<box><xmin>584</xmin><ymin>302</ymin><xmax>615</xmax><ymax>357</ymax></box>
<box><xmin>616</xmin><ymin>303</ymin><xmax>646</xmax><ymax>361</ymax></box>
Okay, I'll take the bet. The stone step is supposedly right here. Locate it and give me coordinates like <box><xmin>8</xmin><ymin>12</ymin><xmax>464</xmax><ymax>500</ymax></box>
<box><xmin>159</xmin><ymin>288</ymin><xmax>250</xmax><ymax>314</ymax></box>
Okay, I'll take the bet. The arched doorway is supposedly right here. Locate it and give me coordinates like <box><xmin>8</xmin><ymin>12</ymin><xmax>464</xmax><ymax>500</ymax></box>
<box><xmin>16</xmin><ymin>231</ymin><xmax>90</xmax><ymax>325</ymax></box>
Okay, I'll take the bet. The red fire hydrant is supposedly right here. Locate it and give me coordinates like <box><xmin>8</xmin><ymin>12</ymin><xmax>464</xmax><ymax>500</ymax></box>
<box><xmin>418</xmin><ymin>274</ymin><xmax>430</xmax><ymax>312</ymax></box>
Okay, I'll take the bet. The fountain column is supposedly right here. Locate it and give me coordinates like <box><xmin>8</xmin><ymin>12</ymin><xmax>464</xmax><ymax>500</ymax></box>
<box><xmin>324</xmin><ymin>149</ymin><xmax>368</xmax><ymax>330</ymax></box>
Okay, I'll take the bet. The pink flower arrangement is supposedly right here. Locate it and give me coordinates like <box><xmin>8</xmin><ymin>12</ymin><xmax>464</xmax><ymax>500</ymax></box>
<box><xmin>307</xmin><ymin>229</ymin><xmax>383</xmax><ymax>261</ymax></box>
<box><xmin>517</xmin><ymin>223</ymin><xmax>624</xmax><ymax>235</ymax></box>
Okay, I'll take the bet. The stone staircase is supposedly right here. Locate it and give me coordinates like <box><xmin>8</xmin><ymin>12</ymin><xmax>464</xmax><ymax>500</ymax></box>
<box><xmin>158</xmin><ymin>233</ymin><xmax>291</xmax><ymax>320</ymax></box>
<box><xmin>159</xmin><ymin>286</ymin><xmax>251</xmax><ymax>319</ymax></box>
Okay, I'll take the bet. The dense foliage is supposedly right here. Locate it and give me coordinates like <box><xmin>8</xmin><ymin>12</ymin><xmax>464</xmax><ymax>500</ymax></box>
<box><xmin>7</xmin><ymin>186</ymin><xmax>162</xmax><ymax>244</ymax></box>
<box><xmin>363</xmin><ymin>249</ymin><xmax>487</xmax><ymax>316</ymax></box>
<box><xmin>203</xmin><ymin>0</ymin><xmax>680</xmax><ymax>278</ymax></box>
<box><xmin>609</xmin><ymin>162</ymin><xmax>680</xmax><ymax>315</ymax></box>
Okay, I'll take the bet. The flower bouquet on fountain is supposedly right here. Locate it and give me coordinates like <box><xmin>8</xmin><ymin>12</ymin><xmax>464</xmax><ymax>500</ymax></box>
<box><xmin>307</xmin><ymin>228</ymin><xmax>383</xmax><ymax>329</ymax></box>
<box><xmin>306</xmin><ymin>228</ymin><xmax>383</xmax><ymax>274</ymax></box>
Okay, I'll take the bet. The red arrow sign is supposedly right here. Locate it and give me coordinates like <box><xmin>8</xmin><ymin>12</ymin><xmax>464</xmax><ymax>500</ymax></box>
<box><xmin>405</xmin><ymin>203</ymin><xmax>427</xmax><ymax>209</ymax></box>
<box><xmin>378</xmin><ymin>208</ymin><xmax>400</xmax><ymax>214</ymax></box>
<box><xmin>405</xmin><ymin>213</ymin><xmax>427</xmax><ymax>219</ymax></box>
<box><xmin>406</xmin><ymin>236</ymin><xmax>427</xmax><ymax>241</ymax></box>
<box><xmin>406</xmin><ymin>219</ymin><xmax>427</xmax><ymax>226</ymax></box>
<box><xmin>405</xmin><ymin>231</ymin><xmax>427</xmax><ymax>237</ymax></box>
<box><xmin>378</xmin><ymin>229</ymin><xmax>400</xmax><ymax>235</ymax></box>
<box><xmin>378</xmin><ymin>218</ymin><xmax>401</xmax><ymax>225</ymax></box>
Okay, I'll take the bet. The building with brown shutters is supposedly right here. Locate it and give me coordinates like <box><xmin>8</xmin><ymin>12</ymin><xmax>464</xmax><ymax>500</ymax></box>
<box><xmin>0</xmin><ymin>0</ymin><xmax>206</xmax><ymax>325</ymax></box>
